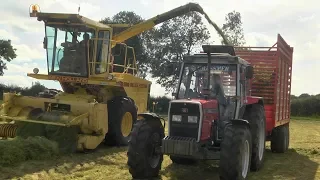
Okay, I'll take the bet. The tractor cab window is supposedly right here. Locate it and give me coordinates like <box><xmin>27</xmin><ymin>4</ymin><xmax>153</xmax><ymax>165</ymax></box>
<box><xmin>45</xmin><ymin>24</ymin><xmax>94</xmax><ymax>77</ymax></box>
<box><xmin>177</xmin><ymin>63</ymin><xmax>237</xmax><ymax>99</ymax></box>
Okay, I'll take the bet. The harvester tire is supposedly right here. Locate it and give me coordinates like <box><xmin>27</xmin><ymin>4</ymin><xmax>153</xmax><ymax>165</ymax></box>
<box><xmin>219</xmin><ymin>124</ymin><xmax>252</xmax><ymax>180</ymax></box>
<box><xmin>105</xmin><ymin>97</ymin><xmax>137</xmax><ymax>146</ymax></box>
<box><xmin>243</xmin><ymin>104</ymin><xmax>266</xmax><ymax>171</ymax></box>
<box><xmin>271</xmin><ymin>123</ymin><xmax>289</xmax><ymax>153</ymax></box>
<box><xmin>170</xmin><ymin>156</ymin><xmax>196</xmax><ymax>165</ymax></box>
<box><xmin>127</xmin><ymin>116</ymin><xmax>165</xmax><ymax>179</ymax></box>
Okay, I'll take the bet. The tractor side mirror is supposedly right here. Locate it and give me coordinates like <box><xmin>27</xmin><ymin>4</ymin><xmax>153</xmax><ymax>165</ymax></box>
<box><xmin>246</xmin><ymin>66</ymin><xmax>254</xmax><ymax>79</ymax></box>
<box><xmin>43</xmin><ymin>37</ymin><xmax>47</xmax><ymax>49</ymax></box>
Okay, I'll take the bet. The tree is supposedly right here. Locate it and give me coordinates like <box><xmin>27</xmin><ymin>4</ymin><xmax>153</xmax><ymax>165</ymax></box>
<box><xmin>149</xmin><ymin>12</ymin><xmax>210</xmax><ymax>92</ymax></box>
<box><xmin>0</xmin><ymin>40</ymin><xmax>17</xmax><ymax>76</ymax></box>
<box><xmin>221</xmin><ymin>11</ymin><xmax>245</xmax><ymax>46</ymax></box>
<box><xmin>100</xmin><ymin>11</ymin><xmax>153</xmax><ymax>78</ymax></box>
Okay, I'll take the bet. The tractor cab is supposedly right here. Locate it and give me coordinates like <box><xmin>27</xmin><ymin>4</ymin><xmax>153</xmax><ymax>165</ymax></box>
<box><xmin>174</xmin><ymin>45</ymin><xmax>253</xmax><ymax>103</ymax></box>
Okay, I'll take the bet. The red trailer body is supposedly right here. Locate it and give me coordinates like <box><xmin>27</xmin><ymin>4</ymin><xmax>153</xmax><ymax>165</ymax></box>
<box><xmin>235</xmin><ymin>34</ymin><xmax>294</xmax><ymax>136</ymax></box>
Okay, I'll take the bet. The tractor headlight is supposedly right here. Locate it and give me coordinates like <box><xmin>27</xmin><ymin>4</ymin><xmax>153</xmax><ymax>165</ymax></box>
<box><xmin>188</xmin><ymin>116</ymin><xmax>198</xmax><ymax>123</ymax></box>
<box><xmin>172</xmin><ymin>115</ymin><xmax>182</xmax><ymax>122</ymax></box>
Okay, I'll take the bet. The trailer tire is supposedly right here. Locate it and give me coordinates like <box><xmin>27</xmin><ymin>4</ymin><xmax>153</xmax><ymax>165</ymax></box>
<box><xmin>219</xmin><ymin>124</ymin><xmax>252</xmax><ymax>180</ymax></box>
<box><xmin>271</xmin><ymin>123</ymin><xmax>289</xmax><ymax>153</ymax></box>
<box><xmin>170</xmin><ymin>155</ymin><xmax>197</xmax><ymax>165</ymax></box>
<box><xmin>105</xmin><ymin>97</ymin><xmax>137</xmax><ymax>146</ymax></box>
<box><xmin>243</xmin><ymin>104</ymin><xmax>266</xmax><ymax>171</ymax></box>
<box><xmin>127</xmin><ymin>117</ymin><xmax>165</xmax><ymax>179</ymax></box>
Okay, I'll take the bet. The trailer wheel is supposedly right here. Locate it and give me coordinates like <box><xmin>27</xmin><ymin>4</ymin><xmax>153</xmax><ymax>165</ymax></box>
<box><xmin>219</xmin><ymin>124</ymin><xmax>252</xmax><ymax>180</ymax></box>
<box><xmin>127</xmin><ymin>116</ymin><xmax>165</xmax><ymax>179</ymax></box>
<box><xmin>105</xmin><ymin>97</ymin><xmax>137</xmax><ymax>146</ymax></box>
<box><xmin>271</xmin><ymin>123</ymin><xmax>289</xmax><ymax>153</ymax></box>
<box><xmin>170</xmin><ymin>155</ymin><xmax>196</xmax><ymax>165</ymax></box>
<box><xmin>243</xmin><ymin>104</ymin><xmax>266</xmax><ymax>171</ymax></box>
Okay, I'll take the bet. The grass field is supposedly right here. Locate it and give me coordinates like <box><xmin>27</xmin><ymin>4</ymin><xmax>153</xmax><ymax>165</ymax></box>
<box><xmin>0</xmin><ymin>118</ymin><xmax>319</xmax><ymax>180</ymax></box>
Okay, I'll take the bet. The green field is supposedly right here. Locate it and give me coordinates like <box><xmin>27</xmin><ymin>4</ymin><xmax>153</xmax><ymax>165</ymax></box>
<box><xmin>0</xmin><ymin>119</ymin><xmax>319</xmax><ymax>180</ymax></box>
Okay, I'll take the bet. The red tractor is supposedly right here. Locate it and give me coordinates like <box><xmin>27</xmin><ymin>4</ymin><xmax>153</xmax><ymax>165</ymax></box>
<box><xmin>127</xmin><ymin>34</ymin><xmax>293</xmax><ymax>180</ymax></box>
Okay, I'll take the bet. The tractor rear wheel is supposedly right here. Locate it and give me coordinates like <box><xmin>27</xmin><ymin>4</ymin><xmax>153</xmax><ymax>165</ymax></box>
<box><xmin>105</xmin><ymin>97</ymin><xmax>137</xmax><ymax>146</ymax></box>
<box><xmin>127</xmin><ymin>115</ymin><xmax>165</xmax><ymax>179</ymax></box>
<box><xmin>271</xmin><ymin>123</ymin><xmax>289</xmax><ymax>153</ymax></box>
<box><xmin>170</xmin><ymin>155</ymin><xmax>197</xmax><ymax>165</ymax></box>
<box><xmin>243</xmin><ymin>104</ymin><xmax>266</xmax><ymax>171</ymax></box>
<box><xmin>219</xmin><ymin>124</ymin><xmax>252</xmax><ymax>180</ymax></box>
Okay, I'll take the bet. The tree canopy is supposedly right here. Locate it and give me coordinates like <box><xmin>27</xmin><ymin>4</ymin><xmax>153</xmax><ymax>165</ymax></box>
<box><xmin>0</xmin><ymin>39</ymin><xmax>17</xmax><ymax>76</ymax></box>
<box><xmin>221</xmin><ymin>11</ymin><xmax>246</xmax><ymax>46</ymax></box>
<box><xmin>148</xmin><ymin>12</ymin><xmax>210</xmax><ymax>92</ymax></box>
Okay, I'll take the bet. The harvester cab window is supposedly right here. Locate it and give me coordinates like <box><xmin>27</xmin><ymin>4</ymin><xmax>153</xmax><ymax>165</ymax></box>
<box><xmin>95</xmin><ymin>30</ymin><xmax>110</xmax><ymax>74</ymax></box>
<box><xmin>45</xmin><ymin>24</ymin><xmax>94</xmax><ymax>77</ymax></box>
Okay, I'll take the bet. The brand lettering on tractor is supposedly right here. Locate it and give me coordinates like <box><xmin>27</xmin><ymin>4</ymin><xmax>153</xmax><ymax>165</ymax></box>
<box><xmin>199</xmin><ymin>65</ymin><xmax>230</xmax><ymax>72</ymax></box>
<box><xmin>48</xmin><ymin>75</ymin><xmax>88</xmax><ymax>83</ymax></box>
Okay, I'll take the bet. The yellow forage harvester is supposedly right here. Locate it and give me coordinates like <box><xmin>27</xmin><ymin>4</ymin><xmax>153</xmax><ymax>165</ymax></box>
<box><xmin>0</xmin><ymin>2</ymin><xmax>225</xmax><ymax>154</ymax></box>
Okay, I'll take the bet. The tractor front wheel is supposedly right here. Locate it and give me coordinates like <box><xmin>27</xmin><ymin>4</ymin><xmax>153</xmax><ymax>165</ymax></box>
<box><xmin>219</xmin><ymin>124</ymin><xmax>252</xmax><ymax>180</ymax></box>
<box><xmin>127</xmin><ymin>115</ymin><xmax>165</xmax><ymax>179</ymax></box>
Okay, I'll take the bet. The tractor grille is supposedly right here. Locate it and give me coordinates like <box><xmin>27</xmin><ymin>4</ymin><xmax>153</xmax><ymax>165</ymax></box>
<box><xmin>168</xmin><ymin>102</ymin><xmax>201</xmax><ymax>140</ymax></box>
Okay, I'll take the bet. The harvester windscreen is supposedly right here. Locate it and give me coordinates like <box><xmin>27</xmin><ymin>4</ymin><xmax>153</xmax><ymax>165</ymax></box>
<box><xmin>45</xmin><ymin>24</ymin><xmax>95</xmax><ymax>77</ymax></box>
<box><xmin>177</xmin><ymin>63</ymin><xmax>237</xmax><ymax>99</ymax></box>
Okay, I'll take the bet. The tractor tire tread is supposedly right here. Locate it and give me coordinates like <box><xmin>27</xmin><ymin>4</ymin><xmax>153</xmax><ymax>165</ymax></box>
<box><xmin>127</xmin><ymin>118</ymin><xmax>165</xmax><ymax>179</ymax></box>
<box><xmin>219</xmin><ymin>124</ymin><xmax>252</xmax><ymax>180</ymax></box>
<box><xmin>243</xmin><ymin>104</ymin><xmax>266</xmax><ymax>171</ymax></box>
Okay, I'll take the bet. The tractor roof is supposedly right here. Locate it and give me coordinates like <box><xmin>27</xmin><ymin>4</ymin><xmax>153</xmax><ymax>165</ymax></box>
<box><xmin>183</xmin><ymin>53</ymin><xmax>250</xmax><ymax>65</ymax></box>
<box><xmin>35</xmin><ymin>13</ymin><xmax>111</xmax><ymax>29</ymax></box>
<box><xmin>183</xmin><ymin>45</ymin><xmax>250</xmax><ymax>65</ymax></box>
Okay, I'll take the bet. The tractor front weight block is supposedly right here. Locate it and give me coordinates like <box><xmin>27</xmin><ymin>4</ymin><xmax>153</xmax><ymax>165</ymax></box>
<box><xmin>161</xmin><ymin>136</ymin><xmax>220</xmax><ymax>160</ymax></box>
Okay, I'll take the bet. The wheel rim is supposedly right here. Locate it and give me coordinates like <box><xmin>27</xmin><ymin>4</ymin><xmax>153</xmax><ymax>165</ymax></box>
<box><xmin>242</xmin><ymin>140</ymin><xmax>250</xmax><ymax>178</ymax></box>
<box><xmin>148</xmin><ymin>133</ymin><xmax>161</xmax><ymax>168</ymax></box>
<box><xmin>258</xmin><ymin>119</ymin><xmax>265</xmax><ymax>160</ymax></box>
<box><xmin>121</xmin><ymin>112</ymin><xmax>133</xmax><ymax>137</ymax></box>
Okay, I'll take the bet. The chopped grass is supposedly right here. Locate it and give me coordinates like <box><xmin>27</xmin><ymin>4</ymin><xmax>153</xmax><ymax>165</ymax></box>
<box><xmin>0</xmin><ymin>136</ymin><xmax>59</xmax><ymax>167</ymax></box>
<box><xmin>0</xmin><ymin>119</ymin><xmax>319</xmax><ymax>180</ymax></box>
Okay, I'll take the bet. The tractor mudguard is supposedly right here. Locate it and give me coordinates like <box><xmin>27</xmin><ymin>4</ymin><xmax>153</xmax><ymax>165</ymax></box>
<box><xmin>137</xmin><ymin>113</ymin><xmax>166</xmax><ymax>129</ymax></box>
<box><xmin>230</xmin><ymin>119</ymin><xmax>250</xmax><ymax>128</ymax></box>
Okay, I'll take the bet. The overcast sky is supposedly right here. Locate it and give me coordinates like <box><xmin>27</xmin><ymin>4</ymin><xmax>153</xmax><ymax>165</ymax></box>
<box><xmin>0</xmin><ymin>0</ymin><xmax>318</xmax><ymax>97</ymax></box>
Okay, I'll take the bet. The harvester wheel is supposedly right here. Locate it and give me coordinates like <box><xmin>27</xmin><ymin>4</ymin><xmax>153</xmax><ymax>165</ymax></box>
<box><xmin>271</xmin><ymin>123</ymin><xmax>289</xmax><ymax>153</ymax></box>
<box><xmin>219</xmin><ymin>124</ymin><xmax>252</xmax><ymax>180</ymax></box>
<box><xmin>243</xmin><ymin>104</ymin><xmax>266</xmax><ymax>171</ymax></box>
<box><xmin>170</xmin><ymin>155</ymin><xmax>196</xmax><ymax>165</ymax></box>
<box><xmin>105</xmin><ymin>97</ymin><xmax>137</xmax><ymax>146</ymax></box>
<box><xmin>127</xmin><ymin>116</ymin><xmax>165</xmax><ymax>179</ymax></box>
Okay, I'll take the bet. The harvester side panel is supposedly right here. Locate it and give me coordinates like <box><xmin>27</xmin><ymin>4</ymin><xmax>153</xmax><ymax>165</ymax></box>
<box><xmin>235</xmin><ymin>34</ymin><xmax>293</xmax><ymax>132</ymax></box>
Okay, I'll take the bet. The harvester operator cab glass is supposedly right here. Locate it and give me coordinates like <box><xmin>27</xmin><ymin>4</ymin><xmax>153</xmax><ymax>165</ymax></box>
<box><xmin>177</xmin><ymin>63</ymin><xmax>236</xmax><ymax>101</ymax></box>
<box><xmin>45</xmin><ymin>24</ymin><xmax>94</xmax><ymax>77</ymax></box>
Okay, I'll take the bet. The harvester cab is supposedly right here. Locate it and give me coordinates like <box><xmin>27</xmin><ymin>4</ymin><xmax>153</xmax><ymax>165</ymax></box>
<box><xmin>28</xmin><ymin>4</ymin><xmax>137</xmax><ymax>84</ymax></box>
